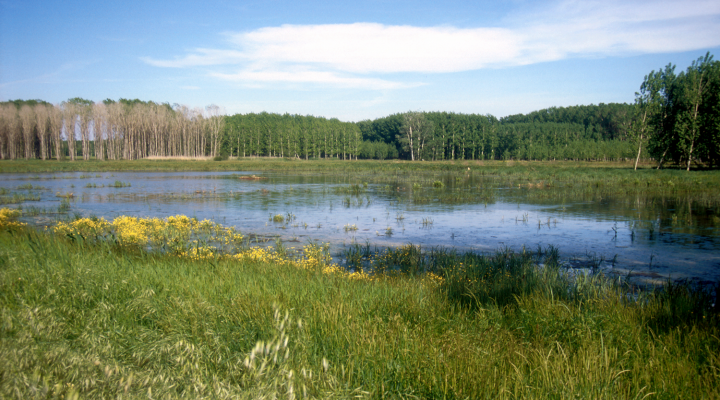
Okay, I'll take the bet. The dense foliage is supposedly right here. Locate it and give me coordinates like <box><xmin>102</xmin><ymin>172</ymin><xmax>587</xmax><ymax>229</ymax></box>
<box><xmin>358</xmin><ymin>108</ymin><xmax>636</xmax><ymax>162</ymax></box>
<box><xmin>224</xmin><ymin>113</ymin><xmax>362</xmax><ymax>160</ymax></box>
<box><xmin>635</xmin><ymin>53</ymin><xmax>720</xmax><ymax>170</ymax></box>
<box><xmin>1</xmin><ymin>53</ymin><xmax>717</xmax><ymax>168</ymax></box>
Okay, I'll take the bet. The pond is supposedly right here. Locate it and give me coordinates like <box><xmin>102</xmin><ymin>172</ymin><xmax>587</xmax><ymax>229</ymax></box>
<box><xmin>2</xmin><ymin>170</ymin><xmax>719</xmax><ymax>285</ymax></box>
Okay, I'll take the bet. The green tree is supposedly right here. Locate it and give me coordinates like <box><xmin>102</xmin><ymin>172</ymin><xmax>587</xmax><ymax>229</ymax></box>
<box><xmin>397</xmin><ymin>112</ymin><xmax>434</xmax><ymax>161</ymax></box>
<box><xmin>632</xmin><ymin>70</ymin><xmax>662</xmax><ymax>170</ymax></box>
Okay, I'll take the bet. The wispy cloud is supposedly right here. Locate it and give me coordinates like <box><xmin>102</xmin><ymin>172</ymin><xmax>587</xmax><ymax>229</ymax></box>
<box><xmin>142</xmin><ymin>0</ymin><xmax>720</xmax><ymax>89</ymax></box>
<box><xmin>211</xmin><ymin>68</ymin><xmax>421</xmax><ymax>90</ymax></box>
<box><xmin>142</xmin><ymin>49</ymin><xmax>247</xmax><ymax>68</ymax></box>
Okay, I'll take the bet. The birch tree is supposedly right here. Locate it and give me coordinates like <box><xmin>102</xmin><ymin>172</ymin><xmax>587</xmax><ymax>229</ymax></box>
<box><xmin>632</xmin><ymin>71</ymin><xmax>662</xmax><ymax>170</ymax></box>
<box><xmin>398</xmin><ymin>111</ymin><xmax>434</xmax><ymax>161</ymax></box>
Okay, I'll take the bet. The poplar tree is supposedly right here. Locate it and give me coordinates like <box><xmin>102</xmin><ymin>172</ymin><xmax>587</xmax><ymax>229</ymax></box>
<box><xmin>19</xmin><ymin>105</ymin><xmax>36</xmax><ymax>159</ymax></box>
<box><xmin>632</xmin><ymin>71</ymin><xmax>662</xmax><ymax>170</ymax></box>
<box><xmin>34</xmin><ymin>104</ymin><xmax>50</xmax><ymax>160</ymax></box>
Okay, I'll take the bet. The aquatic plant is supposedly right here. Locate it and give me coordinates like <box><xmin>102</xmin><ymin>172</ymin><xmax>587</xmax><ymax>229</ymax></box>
<box><xmin>57</xmin><ymin>199</ymin><xmax>71</xmax><ymax>213</ymax></box>
<box><xmin>108</xmin><ymin>180</ymin><xmax>131</xmax><ymax>188</ymax></box>
<box><xmin>0</xmin><ymin>192</ymin><xmax>41</xmax><ymax>205</ymax></box>
<box><xmin>16</xmin><ymin>183</ymin><xmax>46</xmax><ymax>190</ymax></box>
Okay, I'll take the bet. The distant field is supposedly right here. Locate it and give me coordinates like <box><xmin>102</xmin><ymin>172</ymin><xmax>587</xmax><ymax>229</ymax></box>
<box><xmin>0</xmin><ymin>157</ymin><xmax>674</xmax><ymax>174</ymax></box>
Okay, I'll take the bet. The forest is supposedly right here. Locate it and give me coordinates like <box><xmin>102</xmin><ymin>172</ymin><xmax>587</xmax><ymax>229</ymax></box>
<box><xmin>1</xmin><ymin>53</ymin><xmax>718</xmax><ymax>168</ymax></box>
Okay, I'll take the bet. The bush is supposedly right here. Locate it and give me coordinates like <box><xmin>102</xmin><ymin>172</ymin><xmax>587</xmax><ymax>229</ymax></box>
<box><xmin>213</xmin><ymin>151</ymin><xmax>229</xmax><ymax>161</ymax></box>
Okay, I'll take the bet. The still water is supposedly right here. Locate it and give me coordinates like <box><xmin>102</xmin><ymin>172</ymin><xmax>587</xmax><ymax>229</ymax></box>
<box><xmin>2</xmin><ymin>171</ymin><xmax>719</xmax><ymax>285</ymax></box>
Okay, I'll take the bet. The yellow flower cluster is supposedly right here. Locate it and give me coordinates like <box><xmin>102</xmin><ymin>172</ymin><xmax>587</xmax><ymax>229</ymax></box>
<box><xmin>423</xmin><ymin>272</ymin><xmax>445</xmax><ymax>286</ymax></box>
<box><xmin>230</xmin><ymin>246</ymin><xmax>287</xmax><ymax>264</ymax></box>
<box><xmin>111</xmin><ymin>216</ymin><xmax>151</xmax><ymax>246</ymax></box>
<box><xmin>47</xmin><ymin>212</ymin><xmax>394</xmax><ymax>283</ymax></box>
<box><xmin>179</xmin><ymin>244</ymin><xmax>217</xmax><ymax>261</ymax></box>
<box><xmin>0</xmin><ymin>208</ymin><xmax>26</xmax><ymax>230</ymax></box>
<box><xmin>346</xmin><ymin>269</ymin><xmax>372</xmax><ymax>280</ymax></box>
<box><xmin>53</xmin><ymin>214</ymin><xmax>243</xmax><ymax>251</ymax></box>
<box><xmin>54</xmin><ymin>218</ymin><xmax>109</xmax><ymax>237</ymax></box>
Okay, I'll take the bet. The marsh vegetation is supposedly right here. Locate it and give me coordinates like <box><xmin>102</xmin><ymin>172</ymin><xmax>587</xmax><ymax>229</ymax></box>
<box><xmin>1</xmin><ymin>161</ymin><xmax>719</xmax><ymax>285</ymax></box>
<box><xmin>1</xmin><ymin>206</ymin><xmax>718</xmax><ymax>399</ymax></box>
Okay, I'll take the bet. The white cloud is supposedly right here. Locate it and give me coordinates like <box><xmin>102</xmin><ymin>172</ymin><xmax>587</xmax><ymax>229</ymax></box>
<box><xmin>142</xmin><ymin>49</ymin><xmax>247</xmax><ymax>68</ymax></box>
<box><xmin>211</xmin><ymin>68</ymin><xmax>420</xmax><ymax>90</ymax></box>
<box><xmin>142</xmin><ymin>0</ymin><xmax>720</xmax><ymax>88</ymax></box>
<box><xmin>231</xmin><ymin>24</ymin><xmax>523</xmax><ymax>73</ymax></box>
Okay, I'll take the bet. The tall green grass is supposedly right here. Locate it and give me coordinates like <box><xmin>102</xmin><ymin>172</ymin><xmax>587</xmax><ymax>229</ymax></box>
<box><xmin>1</xmin><ymin>222</ymin><xmax>718</xmax><ymax>398</ymax></box>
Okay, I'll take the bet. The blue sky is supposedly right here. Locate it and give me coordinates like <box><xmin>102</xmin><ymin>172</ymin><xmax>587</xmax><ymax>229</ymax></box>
<box><xmin>1</xmin><ymin>0</ymin><xmax>719</xmax><ymax>121</ymax></box>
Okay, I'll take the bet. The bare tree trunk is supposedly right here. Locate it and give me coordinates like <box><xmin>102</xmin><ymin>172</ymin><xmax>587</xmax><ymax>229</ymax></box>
<box><xmin>34</xmin><ymin>104</ymin><xmax>50</xmax><ymax>160</ymax></box>
<box><xmin>63</xmin><ymin>104</ymin><xmax>77</xmax><ymax>161</ymax></box>
<box><xmin>19</xmin><ymin>105</ymin><xmax>36</xmax><ymax>159</ymax></box>
<box><xmin>0</xmin><ymin>105</ymin><xmax>18</xmax><ymax>159</ymax></box>
<box><xmin>409</xmin><ymin>126</ymin><xmax>415</xmax><ymax>161</ymax></box>
<box><xmin>80</xmin><ymin>109</ymin><xmax>91</xmax><ymax>160</ymax></box>
<box><xmin>49</xmin><ymin>105</ymin><xmax>63</xmax><ymax>160</ymax></box>
<box><xmin>656</xmin><ymin>146</ymin><xmax>669</xmax><ymax>169</ymax></box>
<box><xmin>93</xmin><ymin>103</ymin><xmax>108</xmax><ymax>161</ymax></box>
<box><xmin>8</xmin><ymin>106</ymin><xmax>21</xmax><ymax>160</ymax></box>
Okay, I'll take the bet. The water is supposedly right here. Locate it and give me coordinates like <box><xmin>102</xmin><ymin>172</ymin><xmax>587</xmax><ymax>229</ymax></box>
<box><xmin>2</xmin><ymin>171</ymin><xmax>719</xmax><ymax>285</ymax></box>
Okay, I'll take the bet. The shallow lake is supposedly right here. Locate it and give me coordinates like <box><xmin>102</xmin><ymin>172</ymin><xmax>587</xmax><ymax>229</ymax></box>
<box><xmin>2</xmin><ymin>171</ymin><xmax>719</xmax><ymax>285</ymax></box>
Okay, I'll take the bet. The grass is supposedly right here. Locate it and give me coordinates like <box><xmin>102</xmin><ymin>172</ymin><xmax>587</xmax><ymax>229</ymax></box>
<box><xmin>0</xmin><ymin>192</ymin><xmax>41</xmax><ymax>205</ymax></box>
<box><xmin>0</xmin><ymin>157</ymin><xmax>693</xmax><ymax>174</ymax></box>
<box><xmin>1</xmin><ymin>208</ymin><xmax>718</xmax><ymax>399</ymax></box>
<box><xmin>108</xmin><ymin>180</ymin><xmax>131</xmax><ymax>188</ymax></box>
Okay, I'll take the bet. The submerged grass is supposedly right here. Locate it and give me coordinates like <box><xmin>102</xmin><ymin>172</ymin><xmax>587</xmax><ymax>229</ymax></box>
<box><xmin>1</xmin><ymin>208</ymin><xmax>719</xmax><ymax>399</ymax></box>
<box><xmin>0</xmin><ymin>192</ymin><xmax>41</xmax><ymax>205</ymax></box>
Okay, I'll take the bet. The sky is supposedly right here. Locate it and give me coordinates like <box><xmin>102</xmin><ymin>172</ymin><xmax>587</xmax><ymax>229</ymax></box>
<box><xmin>1</xmin><ymin>0</ymin><xmax>719</xmax><ymax>121</ymax></box>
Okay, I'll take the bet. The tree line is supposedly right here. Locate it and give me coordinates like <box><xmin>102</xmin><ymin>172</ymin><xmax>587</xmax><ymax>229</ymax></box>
<box><xmin>0</xmin><ymin>98</ymin><xmax>226</xmax><ymax>161</ymax></box>
<box><xmin>632</xmin><ymin>53</ymin><xmax>720</xmax><ymax>170</ymax></box>
<box><xmin>355</xmin><ymin>106</ymin><xmax>637</xmax><ymax>162</ymax></box>
<box><xmin>1</xmin><ymin>53</ymin><xmax>717</xmax><ymax>169</ymax></box>
<box><xmin>224</xmin><ymin>113</ymin><xmax>362</xmax><ymax>160</ymax></box>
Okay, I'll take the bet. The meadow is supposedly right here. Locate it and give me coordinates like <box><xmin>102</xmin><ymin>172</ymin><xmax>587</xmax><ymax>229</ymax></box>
<box><xmin>0</xmin><ymin>206</ymin><xmax>718</xmax><ymax>399</ymax></box>
<box><xmin>2</xmin><ymin>158</ymin><xmax>719</xmax><ymax>195</ymax></box>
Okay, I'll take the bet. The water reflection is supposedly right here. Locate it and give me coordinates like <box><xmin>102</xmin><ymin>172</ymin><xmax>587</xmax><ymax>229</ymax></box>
<box><xmin>1</xmin><ymin>170</ymin><xmax>718</xmax><ymax>285</ymax></box>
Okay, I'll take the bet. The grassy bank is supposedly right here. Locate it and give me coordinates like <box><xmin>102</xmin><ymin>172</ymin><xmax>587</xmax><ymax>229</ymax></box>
<box><xmin>1</xmin><ymin>210</ymin><xmax>718</xmax><ymax>399</ymax></box>
<box><xmin>3</xmin><ymin>158</ymin><xmax>720</xmax><ymax>199</ymax></box>
<box><xmin>0</xmin><ymin>157</ymin><xmax>659</xmax><ymax>174</ymax></box>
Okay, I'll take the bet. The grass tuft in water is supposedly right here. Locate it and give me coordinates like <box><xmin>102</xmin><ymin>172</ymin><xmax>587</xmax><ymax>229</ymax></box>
<box><xmin>108</xmin><ymin>180</ymin><xmax>131</xmax><ymax>188</ymax></box>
